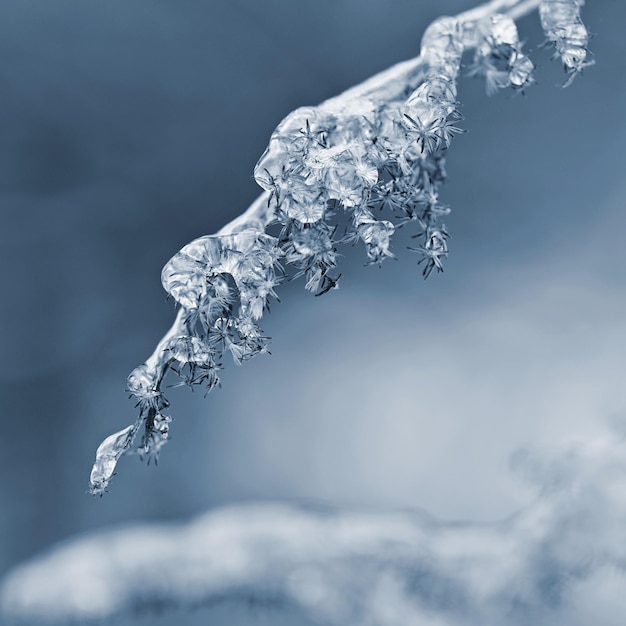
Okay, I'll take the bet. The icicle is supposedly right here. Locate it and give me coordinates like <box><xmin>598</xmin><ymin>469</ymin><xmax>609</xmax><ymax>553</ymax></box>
<box><xmin>540</xmin><ymin>0</ymin><xmax>593</xmax><ymax>86</ymax></box>
<box><xmin>89</xmin><ymin>424</ymin><xmax>138</xmax><ymax>495</ymax></box>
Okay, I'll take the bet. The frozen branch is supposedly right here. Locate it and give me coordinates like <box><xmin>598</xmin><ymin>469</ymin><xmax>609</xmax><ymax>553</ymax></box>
<box><xmin>89</xmin><ymin>0</ymin><xmax>591</xmax><ymax>494</ymax></box>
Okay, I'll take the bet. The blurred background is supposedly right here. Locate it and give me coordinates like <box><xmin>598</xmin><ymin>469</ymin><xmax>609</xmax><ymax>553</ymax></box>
<box><xmin>1</xmin><ymin>0</ymin><xmax>625</xmax><ymax>623</ymax></box>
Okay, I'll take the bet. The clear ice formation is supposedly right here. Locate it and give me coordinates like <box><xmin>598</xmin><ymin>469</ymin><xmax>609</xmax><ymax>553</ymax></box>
<box><xmin>470</xmin><ymin>14</ymin><xmax>535</xmax><ymax>94</ymax></box>
<box><xmin>89</xmin><ymin>2</ymin><xmax>592</xmax><ymax>494</ymax></box>
<box><xmin>539</xmin><ymin>0</ymin><xmax>593</xmax><ymax>86</ymax></box>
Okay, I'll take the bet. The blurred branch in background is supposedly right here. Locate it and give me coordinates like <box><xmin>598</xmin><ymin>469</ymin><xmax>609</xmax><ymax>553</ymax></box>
<box><xmin>4</xmin><ymin>423</ymin><xmax>626</xmax><ymax>625</ymax></box>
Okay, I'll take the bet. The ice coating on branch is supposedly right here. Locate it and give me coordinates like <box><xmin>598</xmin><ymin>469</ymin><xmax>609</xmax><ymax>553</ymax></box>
<box><xmin>420</xmin><ymin>17</ymin><xmax>464</xmax><ymax>79</ymax></box>
<box><xmin>255</xmin><ymin>108</ymin><xmax>376</xmax><ymax>292</ymax></box>
<box><xmin>165</xmin><ymin>335</ymin><xmax>221</xmax><ymax>389</ymax></box>
<box><xmin>471</xmin><ymin>14</ymin><xmax>535</xmax><ymax>94</ymax></box>
<box><xmin>255</xmin><ymin>107</ymin><xmax>336</xmax><ymax>220</ymax></box>
<box><xmin>401</xmin><ymin>78</ymin><xmax>463</xmax><ymax>155</ymax></box>
<box><xmin>160</xmin><ymin>229</ymin><xmax>280</xmax><ymax>369</ymax></box>
<box><xmin>89</xmin><ymin>424</ymin><xmax>137</xmax><ymax>495</ymax></box>
<box><xmin>92</xmin><ymin>17</ymin><xmax>470</xmax><ymax>492</ymax></box>
<box><xmin>540</xmin><ymin>0</ymin><xmax>593</xmax><ymax>86</ymax></box>
<box><xmin>89</xmin><ymin>231</ymin><xmax>281</xmax><ymax>493</ymax></box>
<box><xmin>162</xmin><ymin>229</ymin><xmax>281</xmax><ymax>319</ymax></box>
<box><xmin>254</xmin><ymin>17</ymin><xmax>466</xmax><ymax>286</ymax></box>
<box><xmin>89</xmin><ymin>1</ymin><xmax>593</xmax><ymax>493</ymax></box>
<box><xmin>126</xmin><ymin>364</ymin><xmax>166</xmax><ymax>412</ymax></box>
<box><xmin>398</xmin><ymin>19</ymin><xmax>463</xmax><ymax>158</ymax></box>
<box><xmin>159</xmin><ymin>229</ymin><xmax>280</xmax><ymax>372</ymax></box>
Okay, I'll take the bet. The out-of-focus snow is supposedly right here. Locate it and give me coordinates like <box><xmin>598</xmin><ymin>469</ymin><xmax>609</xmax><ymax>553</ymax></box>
<box><xmin>3</xmin><ymin>424</ymin><xmax>626</xmax><ymax>625</ymax></box>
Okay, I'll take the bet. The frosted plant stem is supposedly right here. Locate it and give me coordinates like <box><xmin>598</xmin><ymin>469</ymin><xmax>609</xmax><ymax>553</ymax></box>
<box><xmin>215</xmin><ymin>0</ymin><xmax>543</xmax><ymax>233</ymax></box>
<box><xmin>88</xmin><ymin>0</ymin><xmax>582</xmax><ymax>495</ymax></box>
<box><xmin>148</xmin><ymin>0</ymin><xmax>543</xmax><ymax>377</ymax></box>
<box><xmin>319</xmin><ymin>0</ymin><xmax>543</xmax><ymax>110</ymax></box>
<box><xmin>144</xmin><ymin>307</ymin><xmax>192</xmax><ymax>378</ymax></box>
<box><xmin>215</xmin><ymin>190</ymin><xmax>271</xmax><ymax>237</ymax></box>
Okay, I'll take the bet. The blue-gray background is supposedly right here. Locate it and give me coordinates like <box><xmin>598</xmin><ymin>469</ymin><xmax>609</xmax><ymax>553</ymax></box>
<box><xmin>1</xmin><ymin>1</ymin><xmax>625</xmax><ymax>624</ymax></box>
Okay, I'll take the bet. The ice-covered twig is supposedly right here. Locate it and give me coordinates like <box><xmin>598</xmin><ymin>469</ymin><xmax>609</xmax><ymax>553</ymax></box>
<box><xmin>89</xmin><ymin>0</ymin><xmax>591</xmax><ymax>495</ymax></box>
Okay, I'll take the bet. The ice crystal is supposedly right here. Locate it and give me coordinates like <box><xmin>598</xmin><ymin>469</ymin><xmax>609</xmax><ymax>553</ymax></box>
<box><xmin>126</xmin><ymin>365</ymin><xmax>167</xmax><ymax>412</ymax></box>
<box><xmin>350</xmin><ymin>209</ymin><xmax>395</xmax><ymax>266</ymax></box>
<box><xmin>409</xmin><ymin>226</ymin><xmax>450</xmax><ymax>278</ymax></box>
<box><xmin>539</xmin><ymin>0</ymin><xmax>593</xmax><ymax>86</ymax></box>
<box><xmin>138</xmin><ymin>412</ymin><xmax>172</xmax><ymax>464</ymax></box>
<box><xmin>471</xmin><ymin>15</ymin><xmax>535</xmax><ymax>94</ymax></box>
<box><xmin>161</xmin><ymin>230</ymin><xmax>281</xmax><ymax>319</ymax></box>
